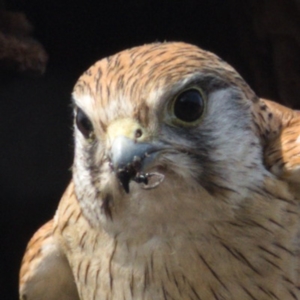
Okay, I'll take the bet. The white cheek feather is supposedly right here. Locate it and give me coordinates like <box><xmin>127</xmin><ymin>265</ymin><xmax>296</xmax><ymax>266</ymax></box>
<box><xmin>73</xmin><ymin>130</ymin><xmax>100</xmax><ymax>221</ymax></box>
<box><xmin>204</xmin><ymin>88</ymin><xmax>268</xmax><ymax>196</ymax></box>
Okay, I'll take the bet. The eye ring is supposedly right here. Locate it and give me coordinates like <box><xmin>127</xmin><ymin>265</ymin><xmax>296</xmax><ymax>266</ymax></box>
<box><xmin>75</xmin><ymin>107</ymin><xmax>94</xmax><ymax>139</ymax></box>
<box><xmin>167</xmin><ymin>87</ymin><xmax>206</xmax><ymax>126</ymax></box>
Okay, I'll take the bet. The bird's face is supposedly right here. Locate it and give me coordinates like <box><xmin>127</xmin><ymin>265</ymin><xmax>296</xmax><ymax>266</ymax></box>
<box><xmin>72</xmin><ymin>43</ymin><xmax>267</xmax><ymax>237</ymax></box>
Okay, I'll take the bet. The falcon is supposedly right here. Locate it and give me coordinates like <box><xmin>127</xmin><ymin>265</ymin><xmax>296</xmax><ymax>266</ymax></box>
<box><xmin>19</xmin><ymin>42</ymin><xmax>300</xmax><ymax>300</ymax></box>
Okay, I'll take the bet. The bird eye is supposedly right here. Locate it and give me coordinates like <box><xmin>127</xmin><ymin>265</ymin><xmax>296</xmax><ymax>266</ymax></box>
<box><xmin>75</xmin><ymin>107</ymin><xmax>94</xmax><ymax>139</ymax></box>
<box><xmin>172</xmin><ymin>88</ymin><xmax>205</xmax><ymax>124</ymax></box>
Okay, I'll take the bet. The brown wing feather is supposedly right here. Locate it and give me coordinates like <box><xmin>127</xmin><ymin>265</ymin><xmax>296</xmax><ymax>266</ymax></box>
<box><xmin>262</xmin><ymin>99</ymin><xmax>300</xmax><ymax>184</ymax></box>
<box><xmin>19</xmin><ymin>219</ymin><xmax>80</xmax><ymax>300</ymax></box>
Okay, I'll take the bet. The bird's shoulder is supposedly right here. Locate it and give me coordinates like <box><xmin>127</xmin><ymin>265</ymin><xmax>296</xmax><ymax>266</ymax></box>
<box><xmin>19</xmin><ymin>215</ymin><xmax>80</xmax><ymax>300</ymax></box>
<box><xmin>261</xmin><ymin>99</ymin><xmax>300</xmax><ymax>191</ymax></box>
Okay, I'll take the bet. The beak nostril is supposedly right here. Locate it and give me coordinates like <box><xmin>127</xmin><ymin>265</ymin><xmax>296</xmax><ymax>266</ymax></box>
<box><xmin>135</xmin><ymin>129</ymin><xmax>143</xmax><ymax>139</ymax></box>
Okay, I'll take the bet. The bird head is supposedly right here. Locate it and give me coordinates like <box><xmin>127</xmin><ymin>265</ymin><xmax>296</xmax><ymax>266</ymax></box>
<box><xmin>71</xmin><ymin>42</ymin><xmax>288</xmax><ymax>237</ymax></box>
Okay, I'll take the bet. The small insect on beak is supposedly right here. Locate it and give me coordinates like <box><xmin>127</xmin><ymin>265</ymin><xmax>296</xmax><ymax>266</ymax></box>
<box><xmin>134</xmin><ymin>172</ymin><xmax>165</xmax><ymax>190</ymax></box>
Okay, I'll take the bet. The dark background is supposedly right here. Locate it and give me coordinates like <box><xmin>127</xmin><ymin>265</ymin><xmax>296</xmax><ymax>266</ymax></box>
<box><xmin>1</xmin><ymin>0</ymin><xmax>300</xmax><ymax>299</ymax></box>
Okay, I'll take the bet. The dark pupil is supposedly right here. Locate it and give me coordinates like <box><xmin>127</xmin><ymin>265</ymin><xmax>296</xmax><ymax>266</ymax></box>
<box><xmin>174</xmin><ymin>89</ymin><xmax>204</xmax><ymax>122</ymax></box>
<box><xmin>76</xmin><ymin>108</ymin><xmax>93</xmax><ymax>138</ymax></box>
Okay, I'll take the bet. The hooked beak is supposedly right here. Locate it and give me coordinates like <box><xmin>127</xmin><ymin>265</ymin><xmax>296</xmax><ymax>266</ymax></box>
<box><xmin>108</xmin><ymin>119</ymin><xmax>163</xmax><ymax>193</ymax></box>
<box><xmin>110</xmin><ymin>135</ymin><xmax>161</xmax><ymax>193</ymax></box>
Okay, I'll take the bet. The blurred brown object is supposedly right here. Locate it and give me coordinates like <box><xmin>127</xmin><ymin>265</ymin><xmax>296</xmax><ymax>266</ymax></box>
<box><xmin>0</xmin><ymin>10</ymin><xmax>48</xmax><ymax>75</ymax></box>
